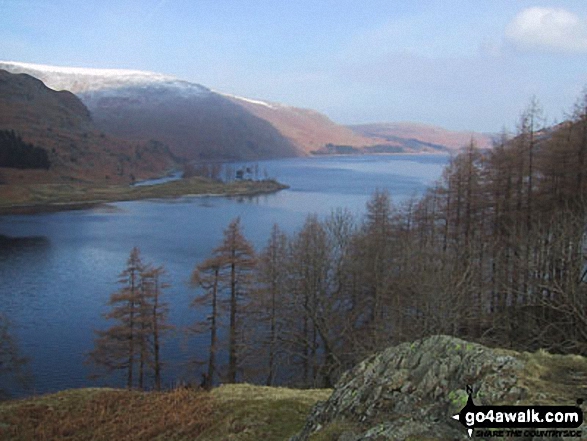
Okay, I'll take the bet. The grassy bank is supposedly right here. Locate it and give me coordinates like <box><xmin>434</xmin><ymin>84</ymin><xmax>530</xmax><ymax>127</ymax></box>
<box><xmin>0</xmin><ymin>384</ymin><xmax>331</xmax><ymax>441</ymax></box>
<box><xmin>0</xmin><ymin>177</ymin><xmax>288</xmax><ymax>214</ymax></box>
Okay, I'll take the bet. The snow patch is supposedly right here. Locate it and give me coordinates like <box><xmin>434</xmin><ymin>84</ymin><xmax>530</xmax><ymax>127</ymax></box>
<box><xmin>0</xmin><ymin>61</ymin><xmax>178</xmax><ymax>93</ymax></box>
<box><xmin>0</xmin><ymin>61</ymin><xmax>173</xmax><ymax>81</ymax></box>
<box><xmin>217</xmin><ymin>91</ymin><xmax>277</xmax><ymax>109</ymax></box>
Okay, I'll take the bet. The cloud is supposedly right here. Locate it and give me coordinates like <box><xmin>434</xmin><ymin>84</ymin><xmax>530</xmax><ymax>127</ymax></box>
<box><xmin>505</xmin><ymin>7</ymin><xmax>587</xmax><ymax>53</ymax></box>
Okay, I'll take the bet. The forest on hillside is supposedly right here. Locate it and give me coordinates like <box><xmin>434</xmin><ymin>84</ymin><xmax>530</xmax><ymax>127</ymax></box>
<box><xmin>0</xmin><ymin>130</ymin><xmax>50</xmax><ymax>170</ymax></box>
<box><xmin>83</xmin><ymin>92</ymin><xmax>587</xmax><ymax>391</ymax></box>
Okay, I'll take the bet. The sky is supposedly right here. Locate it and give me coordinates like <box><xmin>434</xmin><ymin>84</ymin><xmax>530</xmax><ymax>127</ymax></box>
<box><xmin>1</xmin><ymin>0</ymin><xmax>587</xmax><ymax>133</ymax></box>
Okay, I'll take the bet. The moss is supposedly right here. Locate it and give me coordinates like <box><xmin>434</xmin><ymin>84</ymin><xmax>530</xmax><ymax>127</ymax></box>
<box><xmin>447</xmin><ymin>389</ymin><xmax>468</xmax><ymax>413</ymax></box>
<box><xmin>308</xmin><ymin>420</ymin><xmax>362</xmax><ymax>441</ymax></box>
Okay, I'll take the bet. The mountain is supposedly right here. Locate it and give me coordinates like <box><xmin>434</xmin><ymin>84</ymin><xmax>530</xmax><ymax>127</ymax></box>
<box><xmin>0</xmin><ymin>61</ymin><xmax>300</xmax><ymax>161</ymax></box>
<box><xmin>0</xmin><ymin>61</ymin><xmax>492</xmax><ymax>160</ymax></box>
<box><xmin>349</xmin><ymin>122</ymin><xmax>494</xmax><ymax>152</ymax></box>
<box><xmin>221</xmin><ymin>93</ymin><xmax>385</xmax><ymax>155</ymax></box>
<box><xmin>0</xmin><ymin>69</ymin><xmax>176</xmax><ymax>185</ymax></box>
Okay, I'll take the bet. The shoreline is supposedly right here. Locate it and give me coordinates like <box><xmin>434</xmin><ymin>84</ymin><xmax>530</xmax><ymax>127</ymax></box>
<box><xmin>308</xmin><ymin>150</ymin><xmax>452</xmax><ymax>158</ymax></box>
<box><xmin>0</xmin><ymin>177</ymin><xmax>289</xmax><ymax>215</ymax></box>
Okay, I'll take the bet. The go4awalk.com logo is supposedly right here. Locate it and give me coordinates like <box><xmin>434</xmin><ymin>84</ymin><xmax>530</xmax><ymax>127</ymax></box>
<box><xmin>452</xmin><ymin>386</ymin><xmax>584</xmax><ymax>438</ymax></box>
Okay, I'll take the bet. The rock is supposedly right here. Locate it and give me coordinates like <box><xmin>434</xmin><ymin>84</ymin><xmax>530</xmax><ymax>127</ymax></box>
<box><xmin>292</xmin><ymin>335</ymin><xmax>587</xmax><ymax>440</ymax></box>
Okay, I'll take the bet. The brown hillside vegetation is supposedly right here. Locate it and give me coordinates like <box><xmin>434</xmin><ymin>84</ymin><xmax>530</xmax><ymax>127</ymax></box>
<box><xmin>0</xmin><ymin>384</ymin><xmax>332</xmax><ymax>441</ymax></box>
<box><xmin>349</xmin><ymin>121</ymin><xmax>493</xmax><ymax>152</ymax></box>
<box><xmin>0</xmin><ymin>62</ymin><xmax>494</xmax><ymax>159</ymax></box>
<box><xmin>224</xmin><ymin>96</ymin><xmax>387</xmax><ymax>155</ymax></box>
<box><xmin>0</xmin><ymin>62</ymin><xmax>301</xmax><ymax>161</ymax></box>
<box><xmin>0</xmin><ymin>69</ymin><xmax>176</xmax><ymax>186</ymax></box>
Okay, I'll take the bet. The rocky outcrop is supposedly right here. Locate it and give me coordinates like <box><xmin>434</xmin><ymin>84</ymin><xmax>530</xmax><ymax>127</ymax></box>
<box><xmin>293</xmin><ymin>335</ymin><xmax>587</xmax><ymax>440</ymax></box>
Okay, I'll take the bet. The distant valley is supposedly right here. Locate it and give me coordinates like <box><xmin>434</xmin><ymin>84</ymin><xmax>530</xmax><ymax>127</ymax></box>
<box><xmin>348</xmin><ymin>122</ymin><xmax>493</xmax><ymax>152</ymax></box>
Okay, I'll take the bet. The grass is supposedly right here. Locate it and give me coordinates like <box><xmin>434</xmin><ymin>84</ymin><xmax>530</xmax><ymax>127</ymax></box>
<box><xmin>0</xmin><ymin>177</ymin><xmax>288</xmax><ymax>214</ymax></box>
<box><xmin>204</xmin><ymin>384</ymin><xmax>332</xmax><ymax>441</ymax></box>
<box><xmin>517</xmin><ymin>349</ymin><xmax>587</xmax><ymax>405</ymax></box>
<box><xmin>0</xmin><ymin>384</ymin><xmax>332</xmax><ymax>441</ymax></box>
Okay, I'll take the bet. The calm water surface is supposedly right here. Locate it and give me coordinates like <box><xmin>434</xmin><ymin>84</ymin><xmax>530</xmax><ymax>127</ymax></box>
<box><xmin>0</xmin><ymin>154</ymin><xmax>448</xmax><ymax>395</ymax></box>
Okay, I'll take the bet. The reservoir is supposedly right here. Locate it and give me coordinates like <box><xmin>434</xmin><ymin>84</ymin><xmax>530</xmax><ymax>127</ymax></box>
<box><xmin>0</xmin><ymin>154</ymin><xmax>448</xmax><ymax>396</ymax></box>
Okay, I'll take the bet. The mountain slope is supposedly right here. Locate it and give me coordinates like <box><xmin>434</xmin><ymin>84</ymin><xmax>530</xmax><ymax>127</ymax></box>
<box><xmin>0</xmin><ymin>69</ymin><xmax>176</xmax><ymax>185</ymax></box>
<box><xmin>349</xmin><ymin>122</ymin><xmax>494</xmax><ymax>152</ymax></box>
<box><xmin>81</xmin><ymin>85</ymin><xmax>301</xmax><ymax>160</ymax></box>
<box><xmin>222</xmin><ymin>94</ymin><xmax>386</xmax><ymax>155</ymax></box>
<box><xmin>0</xmin><ymin>61</ymin><xmax>493</xmax><ymax>159</ymax></box>
<box><xmin>0</xmin><ymin>61</ymin><xmax>301</xmax><ymax>161</ymax></box>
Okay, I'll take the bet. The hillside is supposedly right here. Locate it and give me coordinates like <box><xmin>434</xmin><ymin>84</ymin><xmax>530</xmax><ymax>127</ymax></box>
<box><xmin>0</xmin><ymin>384</ymin><xmax>331</xmax><ymax>441</ymax></box>
<box><xmin>348</xmin><ymin>122</ymin><xmax>494</xmax><ymax>152</ymax></box>
<box><xmin>0</xmin><ymin>61</ymin><xmax>301</xmax><ymax>161</ymax></box>
<box><xmin>0</xmin><ymin>69</ymin><xmax>177</xmax><ymax>185</ymax></box>
<box><xmin>222</xmin><ymin>94</ymin><xmax>387</xmax><ymax>155</ymax></box>
<box><xmin>0</xmin><ymin>62</ymin><xmax>492</xmax><ymax>160</ymax></box>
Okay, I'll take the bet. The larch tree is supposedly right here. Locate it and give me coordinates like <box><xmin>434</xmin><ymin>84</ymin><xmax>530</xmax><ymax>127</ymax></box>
<box><xmin>89</xmin><ymin>247</ymin><xmax>144</xmax><ymax>389</ymax></box>
<box><xmin>255</xmin><ymin>224</ymin><xmax>289</xmax><ymax>386</ymax></box>
<box><xmin>88</xmin><ymin>248</ymin><xmax>171</xmax><ymax>390</ymax></box>
<box><xmin>190</xmin><ymin>255</ymin><xmax>225</xmax><ymax>389</ymax></box>
<box><xmin>141</xmin><ymin>265</ymin><xmax>172</xmax><ymax>391</ymax></box>
<box><xmin>213</xmin><ymin>217</ymin><xmax>256</xmax><ymax>384</ymax></box>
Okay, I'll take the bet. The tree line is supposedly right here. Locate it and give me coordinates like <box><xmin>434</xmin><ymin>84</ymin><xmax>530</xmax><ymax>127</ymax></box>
<box><xmin>89</xmin><ymin>91</ymin><xmax>587</xmax><ymax>390</ymax></box>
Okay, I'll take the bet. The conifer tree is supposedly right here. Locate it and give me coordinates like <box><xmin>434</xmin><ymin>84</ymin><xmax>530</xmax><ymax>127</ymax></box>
<box><xmin>255</xmin><ymin>224</ymin><xmax>289</xmax><ymax>386</ymax></box>
<box><xmin>215</xmin><ymin>218</ymin><xmax>256</xmax><ymax>383</ymax></box>
<box><xmin>141</xmin><ymin>265</ymin><xmax>172</xmax><ymax>391</ymax></box>
<box><xmin>191</xmin><ymin>218</ymin><xmax>256</xmax><ymax>384</ymax></box>
<box><xmin>88</xmin><ymin>248</ymin><xmax>171</xmax><ymax>390</ymax></box>
<box><xmin>191</xmin><ymin>256</ymin><xmax>224</xmax><ymax>389</ymax></box>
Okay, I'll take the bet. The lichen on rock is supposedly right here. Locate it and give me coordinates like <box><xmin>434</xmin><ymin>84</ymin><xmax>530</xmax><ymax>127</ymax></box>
<box><xmin>292</xmin><ymin>335</ymin><xmax>587</xmax><ymax>441</ymax></box>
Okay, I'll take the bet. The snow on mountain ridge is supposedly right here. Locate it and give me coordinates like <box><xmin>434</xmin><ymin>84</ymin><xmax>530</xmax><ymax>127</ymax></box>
<box><xmin>0</xmin><ymin>61</ymin><xmax>180</xmax><ymax>93</ymax></box>
<box><xmin>215</xmin><ymin>91</ymin><xmax>277</xmax><ymax>109</ymax></box>
<box><xmin>0</xmin><ymin>61</ymin><xmax>173</xmax><ymax>80</ymax></box>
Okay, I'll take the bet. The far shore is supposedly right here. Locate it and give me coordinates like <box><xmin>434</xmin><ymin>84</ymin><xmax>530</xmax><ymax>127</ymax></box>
<box><xmin>0</xmin><ymin>177</ymin><xmax>289</xmax><ymax>215</ymax></box>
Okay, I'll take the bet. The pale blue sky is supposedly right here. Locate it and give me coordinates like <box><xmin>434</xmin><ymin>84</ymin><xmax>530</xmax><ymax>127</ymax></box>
<box><xmin>1</xmin><ymin>0</ymin><xmax>587</xmax><ymax>132</ymax></box>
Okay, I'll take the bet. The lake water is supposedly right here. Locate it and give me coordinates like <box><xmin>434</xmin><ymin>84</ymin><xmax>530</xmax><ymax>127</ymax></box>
<box><xmin>0</xmin><ymin>154</ymin><xmax>448</xmax><ymax>396</ymax></box>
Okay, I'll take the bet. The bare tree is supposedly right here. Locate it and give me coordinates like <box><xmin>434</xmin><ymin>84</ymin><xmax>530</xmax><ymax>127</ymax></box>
<box><xmin>191</xmin><ymin>256</ymin><xmax>224</xmax><ymax>389</ymax></box>
<box><xmin>89</xmin><ymin>248</ymin><xmax>170</xmax><ymax>390</ymax></box>
<box><xmin>141</xmin><ymin>265</ymin><xmax>172</xmax><ymax>391</ymax></box>
<box><xmin>255</xmin><ymin>224</ymin><xmax>289</xmax><ymax>386</ymax></box>
<box><xmin>213</xmin><ymin>218</ymin><xmax>256</xmax><ymax>383</ymax></box>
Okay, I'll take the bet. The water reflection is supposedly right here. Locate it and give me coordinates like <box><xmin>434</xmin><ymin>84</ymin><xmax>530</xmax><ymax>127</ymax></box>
<box><xmin>0</xmin><ymin>314</ymin><xmax>31</xmax><ymax>398</ymax></box>
<box><xmin>0</xmin><ymin>234</ymin><xmax>50</xmax><ymax>253</ymax></box>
